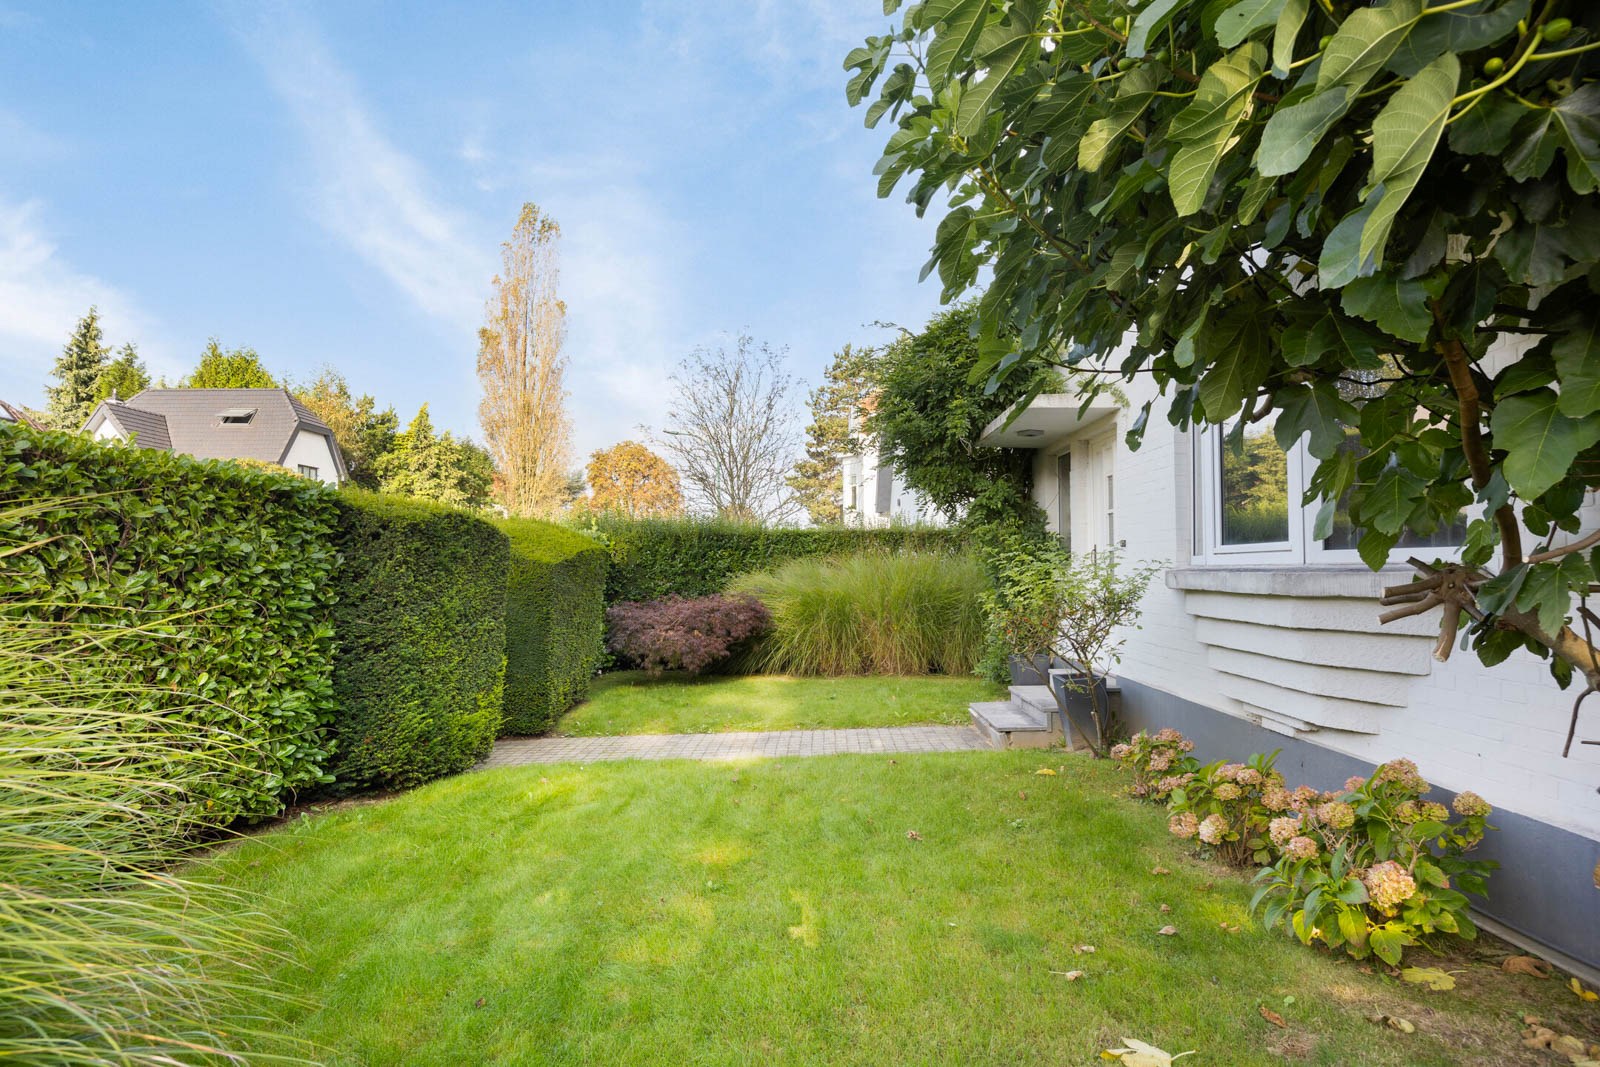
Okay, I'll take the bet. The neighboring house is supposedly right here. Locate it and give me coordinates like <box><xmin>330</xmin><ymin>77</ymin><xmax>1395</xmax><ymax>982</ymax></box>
<box><xmin>982</xmin><ymin>367</ymin><xmax>1600</xmax><ymax>975</ymax></box>
<box><xmin>839</xmin><ymin>405</ymin><xmax>944</xmax><ymax>527</ymax></box>
<box><xmin>80</xmin><ymin>388</ymin><xmax>347</xmax><ymax>485</ymax></box>
<box><xmin>1</xmin><ymin>399</ymin><xmax>45</xmax><ymax>429</ymax></box>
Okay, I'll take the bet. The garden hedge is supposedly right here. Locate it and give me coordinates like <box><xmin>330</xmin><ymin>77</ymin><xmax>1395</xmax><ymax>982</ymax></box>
<box><xmin>328</xmin><ymin>491</ymin><xmax>508</xmax><ymax>790</ymax></box>
<box><xmin>0</xmin><ymin>424</ymin><xmax>340</xmax><ymax>821</ymax></box>
<box><xmin>497</xmin><ymin>518</ymin><xmax>607</xmax><ymax>735</ymax></box>
<box><xmin>590</xmin><ymin>516</ymin><xmax>969</xmax><ymax>604</ymax></box>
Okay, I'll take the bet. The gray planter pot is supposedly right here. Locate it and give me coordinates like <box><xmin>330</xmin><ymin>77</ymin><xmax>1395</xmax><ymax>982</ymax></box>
<box><xmin>1050</xmin><ymin>670</ymin><xmax>1111</xmax><ymax>749</ymax></box>
<box><xmin>1007</xmin><ymin>654</ymin><xmax>1058</xmax><ymax>686</ymax></box>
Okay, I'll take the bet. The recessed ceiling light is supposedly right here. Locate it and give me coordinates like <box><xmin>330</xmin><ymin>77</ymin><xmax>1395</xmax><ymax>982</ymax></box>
<box><xmin>1017</xmin><ymin>428</ymin><xmax>1045</xmax><ymax>438</ymax></box>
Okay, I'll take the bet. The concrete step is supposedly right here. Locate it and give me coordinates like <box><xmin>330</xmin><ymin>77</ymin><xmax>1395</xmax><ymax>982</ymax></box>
<box><xmin>969</xmin><ymin>699</ymin><xmax>1058</xmax><ymax>750</ymax></box>
<box><xmin>1009</xmin><ymin>684</ymin><xmax>1058</xmax><ymax>714</ymax></box>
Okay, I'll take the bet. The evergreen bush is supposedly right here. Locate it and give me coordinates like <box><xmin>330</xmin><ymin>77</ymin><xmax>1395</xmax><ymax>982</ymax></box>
<box><xmin>328</xmin><ymin>491</ymin><xmax>507</xmax><ymax>790</ymax></box>
<box><xmin>497</xmin><ymin>518</ymin><xmax>607</xmax><ymax>735</ymax></box>
<box><xmin>0</xmin><ymin>424</ymin><xmax>339</xmax><ymax>820</ymax></box>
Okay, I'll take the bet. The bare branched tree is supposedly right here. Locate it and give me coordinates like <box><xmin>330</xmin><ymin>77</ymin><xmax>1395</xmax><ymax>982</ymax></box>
<box><xmin>657</xmin><ymin>335</ymin><xmax>801</xmax><ymax>524</ymax></box>
<box><xmin>477</xmin><ymin>202</ymin><xmax>573</xmax><ymax>517</ymax></box>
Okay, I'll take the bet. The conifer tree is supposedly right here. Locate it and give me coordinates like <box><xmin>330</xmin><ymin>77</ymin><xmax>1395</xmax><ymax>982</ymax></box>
<box><xmin>45</xmin><ymin>308</ymin><xmax>111</xmax><ymax>430</ymax></box>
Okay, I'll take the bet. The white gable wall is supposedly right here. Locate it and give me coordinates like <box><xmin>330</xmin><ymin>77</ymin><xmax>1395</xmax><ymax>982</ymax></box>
<box><xmin>1037</xmin><ymin>374</ymin><xmax>1600</xmax><ymax>840</ymax></box>
<box><xmin>280</xmin><ymin>429</ymin><xmax>341</xmax><ymax>485</ymax></box>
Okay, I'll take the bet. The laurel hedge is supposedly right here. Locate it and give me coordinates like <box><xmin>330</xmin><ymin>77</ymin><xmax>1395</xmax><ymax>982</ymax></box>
<box><xmin>590</xmin><ymin>516</ymin><xmax>968</xmax><ymax>604</ymax></box>
<box><xmin>327</xmin><ymin>491</ymin><xmax>508</xmax><ymax>791</ymax></box>
<box><xmin>497</xmin><ymin>518</ymin><xmax>607</xmax><ymax>735</ymax></box>
<box><xmin>0</xmin><ymin>423</ymin><xmax>340</xmax><ymax>821</ymax></box>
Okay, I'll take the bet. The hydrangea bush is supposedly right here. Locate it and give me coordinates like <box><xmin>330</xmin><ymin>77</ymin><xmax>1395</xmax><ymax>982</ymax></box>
<box><xmin>1163</xmin><ymin>753</ymin><xmax>1284</xmax><ymax>867</ymax></box>
<box><xmin>1110</xmin><ymin>728</ymin><xmax>1198</xmax><ymax>802</ymax></box>
<box><xmin>1248</xmin><ymin>759</ymin><xmax>1496</xmax><ymax>965</ymax></box>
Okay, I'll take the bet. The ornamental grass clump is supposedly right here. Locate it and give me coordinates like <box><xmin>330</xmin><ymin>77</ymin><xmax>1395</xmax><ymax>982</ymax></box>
<box><xmin>1249</xmin><ymin>759</ymin><xmax>1497</xmax><ymax>965</ymax></box>
<box><xmin>1162</xmin><ymin>752</ymin><xmax>1284</xmax><ymax>867</ymax></box>
<box><xmin>729</xmin><ymin>550</ymin><xmax>986</xmax><ymax>676</ymax></box>
<box><xmin>606</xmin><ymin>594</ymin><xmax>771</xmax><ymax>675</ymax></box>
<box><xmin>1109</xmin><ymin>728</ymin><xmax>1198</xmax><ymax>801</ymax></box>
<box><xmin>1</xmin><ymin>521</ymin><xmax>309</xmax><ymax>1063</ymax></box>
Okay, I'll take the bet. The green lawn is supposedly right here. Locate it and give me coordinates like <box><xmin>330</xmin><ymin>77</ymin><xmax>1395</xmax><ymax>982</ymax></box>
<box><xmin>210</xmin><ymin>752</ymin><xmax>1579</xmax><ymax>1066</ymax></box>
<box><xmin>553</xmin><ymin>672</ymin><xmax>1002</xmax><ymax>735</ymax></box>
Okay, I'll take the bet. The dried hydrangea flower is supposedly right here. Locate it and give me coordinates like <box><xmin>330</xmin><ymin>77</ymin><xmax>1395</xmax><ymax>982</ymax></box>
<box><xmin>1157</xmin><ymin>773</ymin><xmax>1194</xmax><ymax>795</ymax></box>
<box><xmin>1215</xmin><ymin>763</ymin><xmax>1245</xmax><ymax>782</ymax></box>
<box><xmin>1285</xmin><ymin>835</ymin><xmax>1319</xmax><ymax>860</ymax></box>
<box><xmin>1315</xmin><ymin>801</ymin><xmax>1356</xmax><ymax>831</ymax></box>
<box><xmin>1155</xmin><ymin>728</ymin><xmax>1183</xmax><ymax>743</ymax></box>
<box><xmin>1373</xmin><ymin>758</ymin><xmax>1429</xmax><ymax>795</ymax></box>
<box><xmin>1289</xmin><ymin>785</ymin><xmax>1320</xmax><ymax>812</ymax></box>
<box><xmin>1236</xmin><ymin>767</ymin><xmax>1263</xmax><ymax>787</ymax></box>
<box><xmin>1198</xmin><ymin>813</ymin><xmax>1228</xmax><ymax>845</ymax></box>
<box><xmin>1394</xmin><ymin>801</ymin><xmax>1421</xmax><ymax>824</ymax></box>
<box><xmin>1343</xmin><ymin>775</ymin><xmax>1367</xmax><ymax>793</ymax></box>
<box><xmin>1149</xmin><ymin>752</ymin><xmax>1173</xmax><ymax>772</ymax></box>
<box><xmin>1420</xmin><ymin>801</ymin><xmax>1450</xmax><ymax>823</ymax></box>
<box><xmin>1262</xmin><ymin>787</ymin><xmax>1293</xmax><ymax>812</ymax></box>
<box><xmin>1362</xmin><ymin>860</ymin><xmax>1418</xmax><ymax>911</ymax></box>
<box><xmin>1268</xmin><ymin>815</ymin><xmax>1303</xmax><ymax>847</ymax></box>
<box><xmin>1178</xmin><ymin>738</ymin><xmax>1196</xmax><ymax>752</ymax></box>
<box><xmin>1110</xmin><ymin>743</ymin><xmax>1133</xmax><ymax>762</ymax></box>
<box><xmin>1452</xmin><ymin>790</ymin><xmax>1491</xmax><ymax>817</ymax></box>
<box><xmin>1214</xmin><ymin>782</ymin><xmax>1242</xmax><ymax>801</ymax></box>
<box><xmin>1169</xmin><ymin>812</ymin><xmax>1199</xmax><ymax>839</ymax></box>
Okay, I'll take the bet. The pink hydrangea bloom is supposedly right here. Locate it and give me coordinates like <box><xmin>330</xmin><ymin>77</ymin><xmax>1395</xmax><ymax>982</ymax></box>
<box><xmin>1362</xmin><ymin>860</ymin><xmax>1418</xmax><ymax>911</ymax></box>
<box><xmin>1314</xmin><ymin>801</ymin><xmax>1356</xmax><ymax>830</ymax></box>
<box><xmin>1452</xmin><ymin>790</ymin><xmax>1491</xmax><ymax>817</ymax></box>
<box><xmin>1198</xmin><ymin>813</ymin><xmax>1228</xmax><ymax>845</ymax></box>
<box><xmin>1285</xmin><ymin>836</ymin><xmax>1319</xmax><ymax>861</ymax></box>
<box><xmin>1169</xmin><ymin>812</ymin><xmax>1199</xmax><ymax>839</ymax></box>
<box><xmin>1268</xmin><ymin>815</ymin><xmax>1302</xmax><ymax>847</ymax></box>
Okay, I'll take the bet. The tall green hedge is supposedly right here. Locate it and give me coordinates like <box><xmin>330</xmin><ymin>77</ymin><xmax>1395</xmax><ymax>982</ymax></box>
<box><xmin>328</xmin><ymin>491</ymin><xmax>508</xmax><ymax>791</ymax></box>
<box><xmin>590</xmin><ymin>516</ymin><xmax>969</xmax><ymax>604</ymax></box>
<box><xmin>497</xmin><ymin>518</ymin><xmax>607</xmax><ymax>735</ymax></box>
<box><xmin>0</xmin><ymin>424</ymin><xmax>339</xmax><ymax>820</ymax></box>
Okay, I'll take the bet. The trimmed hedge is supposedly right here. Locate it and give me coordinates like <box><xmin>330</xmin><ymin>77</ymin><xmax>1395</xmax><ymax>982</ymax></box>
<box><xmin>0</xmin><ymin>424</ymin><xmax>339</xmax><ymax>821</ymax></box>
<box><xmin>497</xmin><ymin>518</ymin><xmax>607</xmax><ymax>735</ymax></box>
<box><xmin>590</xmin><ymin>516</ymin><xmax>968</xmax><ymax>604</ymax></box>
<box><xmin>328</xmin><ymin>491</ymin><xmax>508</xmax><ymax>790</ymax></box>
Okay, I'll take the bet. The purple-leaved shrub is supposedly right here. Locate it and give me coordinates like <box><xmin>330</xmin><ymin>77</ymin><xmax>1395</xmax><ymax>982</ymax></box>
<box><xmin>605</xmin><ymin>594</ymin><xmax>771</xmax><ymax>675</ymax></box>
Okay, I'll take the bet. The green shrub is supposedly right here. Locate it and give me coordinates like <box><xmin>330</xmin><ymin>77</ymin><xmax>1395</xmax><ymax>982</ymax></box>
<box><xmin>590</xmin><ymin>514</ymin><xmax>967</xmax><ymax>604</ymax></box>
<box><xmin>0</xmin><ymin>424</ymin><xmax>338</xmax><ymax>821</ymax></box>
<box><xmin>1</xmin><ymin>580</ymin><xmax>308</xmax><ymax>1064</ymax></box>
<box><xmin>497</xmin><ymin>518</ymin><xmax>607</xmax><ymax>735</ymax></box>
<box><xmin>329</xmin><ymin>490</ymin><xmax>508</xmax><ymax>790</ymax></box>
<box><xmin>729</xmin><ymin>551</ymin><xmax>986</xmax><ymax>675</ymax></box>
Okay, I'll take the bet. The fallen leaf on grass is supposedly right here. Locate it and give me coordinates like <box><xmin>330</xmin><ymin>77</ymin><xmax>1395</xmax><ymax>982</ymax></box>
<box><xmin>1366</xmin><ymin>1013</ymin><xmax>1415</xmax><ymax>1034</ymax></box>
<box><xmin>1522</xmin><ymin>1025</ymin><xmax>1592</xmax><ymax>1060</ymax></box>
<box><xmin>1157</xmin><ymin>925</ymin><xmax>1178</xmax><ymax>936</ymax></box>
<box><xmin>474</xmin><ymin>997</ymin><xmax>486</xmax><ymax>1009</ymax></box>
<box><xmin>1503</xmin><ymin>955</ymin><xmax>1552</xmax><ymax>977</ymax></box>
<box><xmin>1035</xmin><ymin>768</ymin><xmax>1057</xmax><ymax>776</ymax></box>
<box><xmin>1018</xmin><ymin>791</ymin><xmax>1027</xmax><ymax>799</ymax></box>
<box><xmin>1151</xmin><ymin>866</ymin><xmax>1172</xmax><ymax>876</ymax></box>
<box><xmin>1219</xmin><ymin>921</ymin><xmax>1241</xmax><ymax>933</ymax></box>
<box><xmin>906</xmin><ymin>830</ymin><xmax>922</xmax><ymax>841</ymax></box>
<box><xmin>1571</xmin><ymin>977</ymin><xmax>1600</xmax><ymax>1002</ymax></box>
<box><xmin>1159</xmin><ymin>904</ymin><xmax>1172</xmax><ymax>913</ymax></box>
<box><xmin>1073</xmin><ymin>944</ymin><xmax>1097</xmax><ymax>954</ymax></box>
<box><xmin>1258</xmin><ymin>1005</ymin><xmax>1286</xmax><ymax>1028</ymax></box>
<box><xmin>1100</xmin><ymin>1037</ymin><xmax>1196</xmax><ymax>1065</ymax></box>
<box><xmin>1050</xmin><ymin>969</ymin><xmax>1085</xmax><ymax>981</ymax></box>
<box><xmin>1400</xmin><ymin>966</ymin><xmax>1458</xmax><ymax>991</ymax></box>
<box><xmin>1523</xmin><ymin>1014</ymin><xmax>1542</xmax><ymax>1026</ymax></box>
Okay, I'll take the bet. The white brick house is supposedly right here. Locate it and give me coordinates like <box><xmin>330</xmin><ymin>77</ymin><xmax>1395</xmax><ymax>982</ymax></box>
<box><xmin>982</xmin><ymin>371</ymin><xmax>1600</xmax><ymax>973</ymax></box>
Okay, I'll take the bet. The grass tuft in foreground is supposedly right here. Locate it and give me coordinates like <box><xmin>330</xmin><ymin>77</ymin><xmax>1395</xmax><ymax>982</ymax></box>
<box><xmin>207</xmin><ymin>752</ymin><xmax>1589</xmax><ymax>1066</ymax></box>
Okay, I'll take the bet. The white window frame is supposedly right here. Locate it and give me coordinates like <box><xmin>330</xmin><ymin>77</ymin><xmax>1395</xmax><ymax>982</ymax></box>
<box><xmin>298</xmin><ymin>464</ymin><xmax>319</xmax><ymax>480</ymax></box>
<box><xmin>1191</xmin><ymin>425</ymin><xmax>1464</xmax><ymax>568</ymax></box>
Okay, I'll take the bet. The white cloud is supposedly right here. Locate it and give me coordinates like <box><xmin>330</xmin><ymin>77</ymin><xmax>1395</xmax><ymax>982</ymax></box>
<box><xmin>0</xmin><ymin>196</ymin><xmax>174</xmax><ymax>402</ymax></box>
<box><xmin>234</xmin><ymin>10</ymin><xmax>492</xmax><ymax>334</ymax></box>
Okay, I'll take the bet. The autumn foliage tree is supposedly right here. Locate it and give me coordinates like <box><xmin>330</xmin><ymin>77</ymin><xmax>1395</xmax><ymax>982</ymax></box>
<box><xmin>477</xmin><ymin>202</ymin><xmax>574</xmax><ymax>518</ymax></box>
<box><xmin>585</xmin><ymin>440</ymin><xmax>683</xmax><ymax>518</ymax></box>
<box><xmin>848</xmin><ymin>0</ymin><xmax>1600</xmax><ymax>739</ymax></box>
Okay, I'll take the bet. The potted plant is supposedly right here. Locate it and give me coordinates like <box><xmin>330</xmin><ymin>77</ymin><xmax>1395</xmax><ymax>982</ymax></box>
<box><xmin>982</xmin><ymin>532</ymin><xmax>1161</xmax><ymax>756</ymax></box>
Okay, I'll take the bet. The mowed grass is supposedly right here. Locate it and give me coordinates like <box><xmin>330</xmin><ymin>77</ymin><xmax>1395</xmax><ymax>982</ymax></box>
<box><xmin>555</xmin><ymin>672</ymin><xmax>1001</xmax><ymax>735</ymax></box>
<box><xmin>208</xmin><ymin>752</ymin><xmax>1580</xmax><ymax>1066</ymax></box>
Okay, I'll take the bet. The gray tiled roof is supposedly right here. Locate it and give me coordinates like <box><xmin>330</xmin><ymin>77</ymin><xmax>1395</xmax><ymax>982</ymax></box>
<box><xmin>105</xmin><ymin>389</ymin><xmax>345</xmax><ymax>477</ymax></box>
<box><xmin>100</xmin><ymin>403</ymin><xmax>172</xmax><ymax>450</ymax></box>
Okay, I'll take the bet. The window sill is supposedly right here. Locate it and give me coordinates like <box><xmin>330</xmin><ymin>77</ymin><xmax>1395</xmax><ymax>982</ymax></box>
<box><xmin>1166</xmin><ymin>564</ymin><xmax>1414</xmax><ymax>599</ymax></box>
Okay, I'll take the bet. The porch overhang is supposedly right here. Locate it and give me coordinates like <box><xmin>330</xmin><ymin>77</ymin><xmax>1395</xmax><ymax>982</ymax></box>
<box><xmin>977</xmin><ymin>392</ymin><xmax>1119</xmax><ymax>449</ymax></box>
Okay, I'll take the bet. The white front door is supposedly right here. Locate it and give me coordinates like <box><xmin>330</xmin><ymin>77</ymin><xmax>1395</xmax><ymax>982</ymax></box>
<box><xmin>1080</xmin><ymin>430</ymin><xmax>1119</xmax><ymax>556</ymax></box>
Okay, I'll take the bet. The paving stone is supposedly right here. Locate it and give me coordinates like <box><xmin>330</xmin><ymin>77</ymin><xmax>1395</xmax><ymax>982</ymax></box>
<box><xmin>476</xmin><ymin>725</ymin><xmax>989</xmax><ymax>768</ymax></box>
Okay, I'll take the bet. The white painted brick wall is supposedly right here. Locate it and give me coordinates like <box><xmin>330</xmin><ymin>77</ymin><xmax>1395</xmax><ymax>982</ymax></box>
<box><xmin>1045</xmin><ymin>376</ymin><xmax>1600</xmax><ymax>840</ymax></box>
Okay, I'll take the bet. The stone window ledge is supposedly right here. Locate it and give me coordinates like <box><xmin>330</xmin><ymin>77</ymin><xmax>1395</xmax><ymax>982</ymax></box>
<box><xmin>1166</xmin><ymin>565</ymin><xmax>1414</xmax><ymax>599</ymax></box>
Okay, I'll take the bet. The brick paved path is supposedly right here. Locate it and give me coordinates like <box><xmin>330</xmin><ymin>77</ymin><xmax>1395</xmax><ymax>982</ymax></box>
<box><xmin>477</xmin><ymin>725</ymin><xmax>988</xmax><ymax>769</ymax></box>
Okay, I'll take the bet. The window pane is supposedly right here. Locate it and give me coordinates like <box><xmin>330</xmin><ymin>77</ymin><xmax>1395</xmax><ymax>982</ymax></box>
<box><xmin>1321</xmin><ymin>433</ymin><xmax>1465</xmax><ymax>551</ymax></box>
<box><xmin>1219</xmin><ymin>424</ymin><xmax>1289</xmax><ymax>545</ymax></box>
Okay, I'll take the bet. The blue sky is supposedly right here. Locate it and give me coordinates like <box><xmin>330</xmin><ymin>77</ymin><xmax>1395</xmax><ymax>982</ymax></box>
<box><xmin>0</xmin><ymin>1</ymin><xmax>948</xmax><ymax>458</ymax></box>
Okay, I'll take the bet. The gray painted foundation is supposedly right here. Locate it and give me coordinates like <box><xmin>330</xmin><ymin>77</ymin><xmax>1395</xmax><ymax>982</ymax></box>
<box><xmin>1117</xmin><ymin>677</ymin><xmax>1600</xmax><ymax>973</ymax></box>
